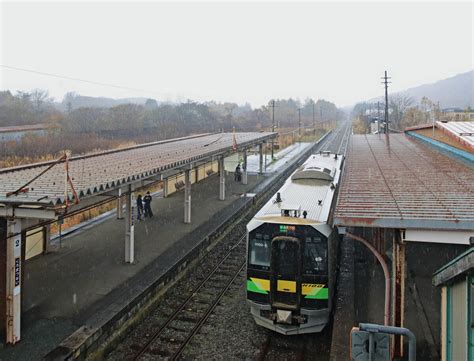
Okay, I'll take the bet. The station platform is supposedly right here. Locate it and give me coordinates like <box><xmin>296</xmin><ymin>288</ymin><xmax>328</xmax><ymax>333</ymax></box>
<box><xmin>0</xmin><ymin>136</ymin><xmax>321</xmax><ymax>360</ymax></box>
<box><xmin>0</xmin><ymin>171</ymin><xmax>266</xmax><ymax>360</ymax></box>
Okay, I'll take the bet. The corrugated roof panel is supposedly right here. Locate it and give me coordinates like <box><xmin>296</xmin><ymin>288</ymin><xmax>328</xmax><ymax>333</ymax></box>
<box><xmin>437</xmin><ymin>121</ymin><xmax>474</xmax><ymax>149</ymax></box>
<box><xmin>255</xmin><ymin>153</ymin><xmax>343</xmax><ymax>223</ymax></box>
<box><xmin>0</xmin><ymin>132</ymin><xmax>275</xmax><ymax>206</ymax></box>
<box><xmin>334</xmin><ymin>134</ymin><xmax>474</xmax><ymax>230</ymax></box>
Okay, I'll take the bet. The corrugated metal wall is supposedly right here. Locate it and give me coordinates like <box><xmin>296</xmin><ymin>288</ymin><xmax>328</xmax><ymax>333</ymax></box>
<box><xmin>450</xmin><ymin>279</ymin><xmax>468</xmax><ymax>361</ymax></box>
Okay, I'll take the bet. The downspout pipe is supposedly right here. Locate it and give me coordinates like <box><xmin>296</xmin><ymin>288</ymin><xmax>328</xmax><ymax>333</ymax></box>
<box><xmin>346</xmin><ymin>232</ymin><xmax>391</xmax><ymax>326</ymax></box>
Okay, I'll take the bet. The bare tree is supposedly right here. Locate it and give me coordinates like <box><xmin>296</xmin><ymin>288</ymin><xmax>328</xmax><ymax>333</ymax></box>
<box><xmin>31</xmin><ymin>89</ymin><xmax>51</xmax><ymax>119</ymax></box>
<box><xmin>390</xmin><ymin>94</ymin><xmax>414</xmax><ymax>130</ymax></box>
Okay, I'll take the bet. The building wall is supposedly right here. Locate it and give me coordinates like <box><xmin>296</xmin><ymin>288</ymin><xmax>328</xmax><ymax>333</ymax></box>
<box><xmin>25</xmin><ymin>227</ymin><xmax>44</xmax><ymax>260</ymax></box>
<box><xmin>452</xmin><ymin>280</ymin><xmax>468</xmax><ymax>361</ymax></box>
<box><xmin>441</xmin><ymin>287</ymin><xmax>447</xmax><ymax>361</ymax></box>
<box><xmin>443</xmin><ymin>112</ymin><xmax>474</xmax><ymax>121</ymax></box>
<box><xmin>443</xmin><ymin>277</ymin><xmax>469</xmax><ymax>361</ymax></box>
<box><xmin>165</xmin><ymin>160</ymin><xmax>218</xmax><ymax>196</ymax></box>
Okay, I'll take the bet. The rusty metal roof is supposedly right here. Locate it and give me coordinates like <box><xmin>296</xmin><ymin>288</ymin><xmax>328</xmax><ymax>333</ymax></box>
<box><xmin>0</xmin><ymin>132</ymin><xmax>275</xmax><ymax>207</ymax></box>
<box><xmin>0</xmin><ymin>123</ymin><xmax>51</xmax><ymax>133</ymax></box>
<box><xmin>334</xmin><ymin>134</ymin><xmax>474</xmax><ymax>230</ymax></box>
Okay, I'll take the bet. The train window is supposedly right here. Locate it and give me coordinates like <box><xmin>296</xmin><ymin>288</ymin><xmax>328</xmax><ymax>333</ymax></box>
<box><xmin>249</xmin><ymin>238</ymin><xmax>271</xmax><ymax>268</ymax></box>
<box><xmin>276</xmin><ymin>241</ymin><xmax>298</xmax><ymax>276</ymax></box>
<box><xmin>303</xmin><ymin>241</ymin><xmax>327</xmax><ymax>274</ymax></box>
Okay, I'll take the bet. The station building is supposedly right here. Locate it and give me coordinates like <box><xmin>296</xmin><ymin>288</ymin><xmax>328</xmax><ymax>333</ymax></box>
<box><xmin>333</xmin><ymin>131</ymin><xmax>474</xmax><ymax>359</ymax></box>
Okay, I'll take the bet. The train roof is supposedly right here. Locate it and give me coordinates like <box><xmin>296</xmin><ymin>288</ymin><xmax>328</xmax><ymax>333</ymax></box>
<box><xmin>252</xmin><ymin>152</ymin><xmax>344</xmax><ymax>226</ymax></box>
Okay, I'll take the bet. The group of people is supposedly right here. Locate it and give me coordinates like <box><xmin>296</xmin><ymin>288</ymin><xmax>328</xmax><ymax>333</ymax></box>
<box><xmin>136</xmin><ymin>162</ymin><xmax>245</xmax><ymax>220</ymax></box>
<box><xmin>136</xmin><ymin>191</ymin><xmax>153</xmax><ymax>221</ymax></box>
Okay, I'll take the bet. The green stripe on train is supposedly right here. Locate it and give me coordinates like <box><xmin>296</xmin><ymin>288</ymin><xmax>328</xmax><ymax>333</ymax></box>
<box><xmin>304</xmin><ymin>287</ymin><xmax>328</xmax><ymax>300</ymax></box>
<box><xmin>247</xmin><ymin>279</ymin><xmax>268</xmax><ymax>294</ymax></box>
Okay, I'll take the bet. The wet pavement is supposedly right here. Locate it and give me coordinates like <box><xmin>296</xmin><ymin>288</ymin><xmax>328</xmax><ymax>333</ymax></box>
<box><xmin>2</xmin><ymin>140</ymin><xmax>315</xmax><ymax>360</ymax></box>
<box><xmin>1</xmin><ymin>172</ymin><xmax>264</xmax><ymax>360</ymax></box>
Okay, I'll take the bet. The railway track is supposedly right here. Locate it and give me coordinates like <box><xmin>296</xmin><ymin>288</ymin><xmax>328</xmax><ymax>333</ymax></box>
<box><xmin>320</xmin><ymin>122</ymin><xmax>351</xmax><ymax>155</ymax></box>
<box><xmin>123</xmin><ymin>234</ymin><xmax>246</xmax><ymax>360</ymax></box>
<box><xmin>256</xmin><ymin>329</ymin><xmax>332</xmax><ymax>361</ymax></box>
<box><xmin>106</xmin><ymin>126</ymin><xmax>349</xmax><ymax>360</ymax></box>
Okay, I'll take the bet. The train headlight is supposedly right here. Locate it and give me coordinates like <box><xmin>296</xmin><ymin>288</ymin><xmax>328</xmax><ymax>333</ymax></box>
<box><xmin>276</xmin><ymin>309</ymin><xmax>292</xmax><ymax>324</ymax></box>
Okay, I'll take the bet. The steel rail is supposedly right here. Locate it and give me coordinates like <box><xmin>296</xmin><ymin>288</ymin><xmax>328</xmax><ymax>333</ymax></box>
<box><xmin>337</xmin><ymin>123</ymin><xmax>351</xmax><ymax>155</ymax></box>
<box><xmin>171</xmin><ymin>261</ymin><xmax>246</xmax><ymax>360</ymax></box>
<box><xmin>132</xmin><ymin>233</ymin><xmax>246</xmax><ymax>360</ymax></box>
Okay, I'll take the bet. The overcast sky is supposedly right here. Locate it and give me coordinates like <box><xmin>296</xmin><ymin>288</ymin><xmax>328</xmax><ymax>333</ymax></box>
<box><xmin>1</xmin><ymin>1</ymin><xmax>473</xmax><ymax>107</ymax></box>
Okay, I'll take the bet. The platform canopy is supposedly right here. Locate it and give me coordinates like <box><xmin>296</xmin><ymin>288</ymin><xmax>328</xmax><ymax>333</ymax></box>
<box><xmin>334</xmin><ymin>134</ymin><xmax>474</xmax><ymax>232</ymax></box>
<box><xmin>0</xmin><ymin>132</ymin><xmax>276</xmax><ymax>215</ymax></box>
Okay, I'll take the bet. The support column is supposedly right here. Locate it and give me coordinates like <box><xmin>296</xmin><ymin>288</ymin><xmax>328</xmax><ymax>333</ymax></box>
<box><xmin>242</xmin><ymin>148</ymin><xmax>248</xmax><ymax>185</ymax></box>
<box><xmin>184</xmin><ymin>169</ymin><xmax>192</xmax><ymax>224</ymax></box>
<box><xmin>392</xmin><ymin>231</ymin><xmax>406</xmax><ymax>358</ymax></box>
<box><xmin>259</xmin><ymin>143</ymin><xmax>264</xmax><ymax>175</ymax></box>
<box><xmin>163</xmin><ymin>178</ymin><xmax>169</xmax><ymax>198</ymax></box>
<box><xmin>6</xmin><ymin>216</ymin><xmax>22</xmax><ymax>344</ymax></box>
<box><xmin>116</xmin><ymin>188</ymin><xmax>124</xmax><ymax>219</ymax></box>
<box><xmin>125</xmin><ymin>185</ymin><xmax>135</xmax><ymax>263</ymax></box>
<box><xmin>219</xmin><ymin>157</ymin><xmax>225</xmax><ymax>200</ymax></box>
<box><xmin>43</xmin><ymin>223</ymin><xmax>59</xmax><ymax>253</ymax></box>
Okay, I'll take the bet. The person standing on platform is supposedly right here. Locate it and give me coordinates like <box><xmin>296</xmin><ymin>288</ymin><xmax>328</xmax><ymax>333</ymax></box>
<box><xmin>136</xmin><ymin>194</ymin><xmax>144</xmax><ymax>221</ymax></box>
<box><xmin>144</xmin><ymin>191</ymin><xmax>153</xmax><ymax>218</ymax></box>
<box><xmin>235</xmin><ymin>164</ymin><xmax>242</xmax><ymax>182</ymax></box>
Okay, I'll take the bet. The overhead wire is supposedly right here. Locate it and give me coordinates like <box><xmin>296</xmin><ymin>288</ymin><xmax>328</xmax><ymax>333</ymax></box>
<box><xmin>0</xmin><ymin>64</ymin><xmax>166</xmax><ymax>97</ymax></box>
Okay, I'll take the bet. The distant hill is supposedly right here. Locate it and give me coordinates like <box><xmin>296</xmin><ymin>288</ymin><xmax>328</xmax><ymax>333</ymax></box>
<box><xmin>367</xmin><ymin>70</ymin><xmax>473</xmax><ymax>109</ymax></box>
<box><xmin>401</xmin><ymin>70</ymin><xmax>473</xmax><ymax>108</ymax></box>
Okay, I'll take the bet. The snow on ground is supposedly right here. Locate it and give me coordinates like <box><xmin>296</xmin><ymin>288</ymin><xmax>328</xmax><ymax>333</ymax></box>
<box><xmin>224</xmin><ymin>142</ymin><xmax>313</xmax><ymax>173</ymax></box>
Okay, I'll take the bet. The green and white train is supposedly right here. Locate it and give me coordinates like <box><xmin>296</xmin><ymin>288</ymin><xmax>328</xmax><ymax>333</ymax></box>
<box><xmin>246</xmin><ymin>151</ymin><xmax>343</xmax><ymax>335</ymax></box>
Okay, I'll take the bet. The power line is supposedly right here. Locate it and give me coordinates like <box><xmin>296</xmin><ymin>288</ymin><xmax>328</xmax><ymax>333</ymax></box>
<box><xmin>0</xmin><ymin>64</ymin><xmax>165</xmax><ymax>97</ymax></box>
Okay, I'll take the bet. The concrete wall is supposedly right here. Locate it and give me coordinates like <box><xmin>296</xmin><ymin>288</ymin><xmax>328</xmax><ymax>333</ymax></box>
<box><xmin>25</xmin><ymin>227</ymin><xmax>44</xmax><ymax>260</ymax></box>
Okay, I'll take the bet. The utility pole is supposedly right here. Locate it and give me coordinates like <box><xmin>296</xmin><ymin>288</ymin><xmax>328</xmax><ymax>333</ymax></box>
<box><xmin>319</xmin><ymin>106</ymin><xmax>323</xmax><ymax>127</ymax></box>
<box><xmin>381</xmin><ymin>70</ymin><xmax>391</xmax><ymax>134</ymax></box>
<box><xmin>298</xmin><ymin>108</ymin><xmax>302</xmax><ymax>138</ymax></box>
<box><xmin>269</xmin><ymin>100</ymin><xmax>277</xmax><ymax>159</ymax></box>
<box><xmin>377</xmin><ymin>101</ymin><xmax>381</xmax><ymax>134</ymax></box>
<box><xmin>312</xmin><ymin>101</ymin><xmax>316</xmax><ymax>135</ymax></box>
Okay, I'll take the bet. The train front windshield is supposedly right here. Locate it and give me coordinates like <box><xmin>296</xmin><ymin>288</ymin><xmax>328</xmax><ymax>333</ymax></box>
<box><xmin>249</xmin><ymin>236</ymin><xmax>271</xmax><ymax>269</ymax></box>
<box><xmin>247</xmin><ymin>223</ymin><xmax>329</xmax><ymax>310</ymax></box>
